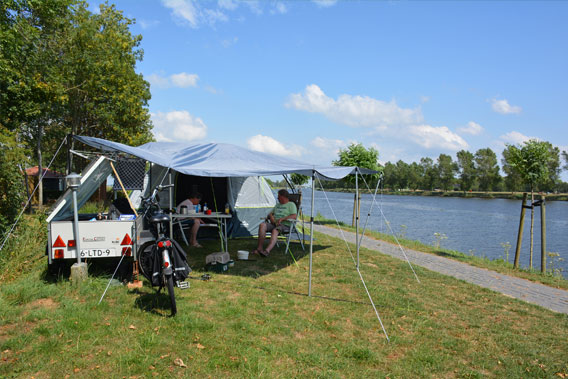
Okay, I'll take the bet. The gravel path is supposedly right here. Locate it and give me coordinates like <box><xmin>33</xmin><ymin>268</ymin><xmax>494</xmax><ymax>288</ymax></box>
<box><xmin>312</xmin><ymin>224</ymin><xmax>568</xmax><ymax>314</ymax></box>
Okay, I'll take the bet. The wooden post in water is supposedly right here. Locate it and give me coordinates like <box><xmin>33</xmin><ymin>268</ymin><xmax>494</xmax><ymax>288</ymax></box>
<box><xmin>513</xmin><ymin>192</ymin><xmax>528</xmax><ymax>269</ymax></box>
<box><xmin>540</xmin><ymin>195</ymin><xmax>546</xmax><ymax>273</ymax></box>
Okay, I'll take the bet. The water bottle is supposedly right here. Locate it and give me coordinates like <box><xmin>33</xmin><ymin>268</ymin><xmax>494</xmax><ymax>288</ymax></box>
<box><xmin>224</xmin><ymin>203</ymin><xmax>230</xmax><ymax>214</ymax></box>
<box><xmin>203</xmin><ymin>202</ymin><xmax>208</xmax><ymax>212</ymax></box>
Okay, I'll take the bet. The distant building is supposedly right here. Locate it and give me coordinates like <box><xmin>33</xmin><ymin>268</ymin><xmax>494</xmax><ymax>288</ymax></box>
<box><xmin>25</xmin><ymin>166</ymin><xmax>65</xmax><ymax>203</ymax></box>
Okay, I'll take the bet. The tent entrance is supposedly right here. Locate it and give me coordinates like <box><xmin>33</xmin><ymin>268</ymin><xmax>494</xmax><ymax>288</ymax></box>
<box><xmin>175</xmin><ymin>174</ymin><xmax>228</xmax><ymax>212</ymax></box>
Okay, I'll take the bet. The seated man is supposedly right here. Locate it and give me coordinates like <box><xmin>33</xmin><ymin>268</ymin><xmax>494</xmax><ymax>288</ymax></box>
<box><xmin>177</xmin><ymin>192</ymin><xmax>204</xmax><ymax>248</ymax></box>
<box><xmin>253</xmin><ymin>189</ymin><xmax>297</xmax><ymax>257</ymax></box>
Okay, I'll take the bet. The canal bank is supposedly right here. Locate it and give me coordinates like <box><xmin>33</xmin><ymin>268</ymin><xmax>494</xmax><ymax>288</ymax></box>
<box><xmin>313</xmin><ymin>224</ymin><xmax>568</xmax><ymax>314</ymax></box>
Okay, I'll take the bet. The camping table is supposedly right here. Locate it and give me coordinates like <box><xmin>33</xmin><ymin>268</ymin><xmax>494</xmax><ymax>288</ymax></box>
<box><xmin>170</xmin><ymin>212</ymin><xmax>232</xmax><ymax>252</ymax></box>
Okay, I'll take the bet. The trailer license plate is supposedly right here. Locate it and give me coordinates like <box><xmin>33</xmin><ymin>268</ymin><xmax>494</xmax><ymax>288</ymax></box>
<box><xmin>80</xmin><ymin>249</ymin><xmax>115</xmax><ymax>257</ymax></box>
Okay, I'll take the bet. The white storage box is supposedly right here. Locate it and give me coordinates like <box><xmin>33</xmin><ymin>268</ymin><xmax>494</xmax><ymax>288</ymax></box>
<box><xmin>205</xmin><ymin>251</ymin><xmax>231</xmax><ymax>265</ymax></box>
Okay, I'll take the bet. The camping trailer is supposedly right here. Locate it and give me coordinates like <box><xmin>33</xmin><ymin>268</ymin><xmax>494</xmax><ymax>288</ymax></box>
<box><xmin>46</xmin><ymin>156</ymin><xmax>150</xmax><ymax>269</ymax></box>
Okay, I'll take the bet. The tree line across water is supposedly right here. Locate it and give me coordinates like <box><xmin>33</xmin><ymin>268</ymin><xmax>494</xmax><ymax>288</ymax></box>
<box><xmin>277</xmin><ymin>142</ymin><xmax>568</xmax><ymax>194</ymax></box>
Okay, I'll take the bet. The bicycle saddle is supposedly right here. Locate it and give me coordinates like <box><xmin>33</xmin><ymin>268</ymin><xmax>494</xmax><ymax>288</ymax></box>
<box><xmin>150</xmin><ymin>211</ymin><xmax>170</xmax><ymax>224</ymax></box>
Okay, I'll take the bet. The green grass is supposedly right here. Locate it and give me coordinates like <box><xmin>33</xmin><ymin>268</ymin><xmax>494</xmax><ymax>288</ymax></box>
<box><xmin>309</xmin><ymin>215</ymin><xmax>568</xmax><ymax>291</ymax></box>
<box><xmin>1</xmin><ymin>218</ymin><xmax>568</xmax><ymax>377</ymax></box>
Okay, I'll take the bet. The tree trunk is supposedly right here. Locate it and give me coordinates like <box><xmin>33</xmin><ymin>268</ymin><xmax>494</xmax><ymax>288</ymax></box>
<box><xmin>529</xmin><ymin>189</ymin><xmax>534</xmax><ymax>269</ymax></box>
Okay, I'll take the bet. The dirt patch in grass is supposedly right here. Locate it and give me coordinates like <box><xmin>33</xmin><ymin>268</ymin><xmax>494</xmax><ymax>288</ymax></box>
<box><xmin>26</xmin><ymin>298</ymin><xmax>58</xmax><ymax>311</ymax></box>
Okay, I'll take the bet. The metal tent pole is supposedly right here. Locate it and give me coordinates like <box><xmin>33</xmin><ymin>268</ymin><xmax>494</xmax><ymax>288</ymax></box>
<box><xmin>356</xmin><ymin>169</ymin><xmax>360</xmax><ymax>270</ymax></box>
<box><xmin>169</xmin><ymin>170</ymin><xmax>173</xmax><ymax>239</ymax></box>
<box><xmin>308</xmin><ymin>171</ymin><xmax>315</xmax><ymax>297</ymax></box>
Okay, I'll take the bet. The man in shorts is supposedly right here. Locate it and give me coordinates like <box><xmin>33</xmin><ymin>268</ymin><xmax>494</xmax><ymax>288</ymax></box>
<box><xmin>252</xmin><ymin>189</ymin><xmax>297</xmax><ymax>257</ymax></box>
<box><xmin>177</xmin><ymin>192</ymin><xmax>204</xmax><ymax>248</ymax></box>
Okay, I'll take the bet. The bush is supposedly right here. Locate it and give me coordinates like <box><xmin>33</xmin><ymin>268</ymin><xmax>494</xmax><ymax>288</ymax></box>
<box><xmin>0</xmin><ymin>128</ymin><xmax>28</xmax><ymax>239</ymax></box>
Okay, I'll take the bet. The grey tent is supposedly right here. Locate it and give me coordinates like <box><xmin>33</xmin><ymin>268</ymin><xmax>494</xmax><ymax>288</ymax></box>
<box><xmin>73</xmin><ymin>135</ymin><xmax>377</xmax><ymax>296</ymax></box>
<box><xmin>74</xmin><ymin>136</ymin><xmax>374</xmax><ymax>237</ymax></box>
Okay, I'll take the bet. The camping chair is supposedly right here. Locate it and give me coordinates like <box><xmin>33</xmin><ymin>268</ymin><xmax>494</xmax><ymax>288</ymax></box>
<box><xmin>278</xmin><ymin>192</ymin><xmax>306</xmax><ymax>254</ymax></box>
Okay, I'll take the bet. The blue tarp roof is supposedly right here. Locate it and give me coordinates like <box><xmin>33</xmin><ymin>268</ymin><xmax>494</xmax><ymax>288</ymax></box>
<box><xmin>74</xmin><ymin>135</ymin><xmax>376</xmax><ymax>180</ymax></box>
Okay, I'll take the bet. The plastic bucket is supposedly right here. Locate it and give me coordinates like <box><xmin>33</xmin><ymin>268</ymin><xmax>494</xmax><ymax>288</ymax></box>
<box><xmin>237</xmin><ymin>250</ymin><xmax>249</xmax><ymax>260</ymax></box>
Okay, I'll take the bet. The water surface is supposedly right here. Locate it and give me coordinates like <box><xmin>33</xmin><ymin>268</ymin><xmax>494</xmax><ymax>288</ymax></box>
<box><xmin>301</xmin><ymin>191</ymin><xmax>568</xmax><ymax>277</ymax></box>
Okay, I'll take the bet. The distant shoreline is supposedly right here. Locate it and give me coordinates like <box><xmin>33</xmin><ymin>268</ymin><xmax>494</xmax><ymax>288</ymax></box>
<box><xmin>279</xmin><ymin>187</ymin><xmax>568</xmax><ymax>201</ymax></box>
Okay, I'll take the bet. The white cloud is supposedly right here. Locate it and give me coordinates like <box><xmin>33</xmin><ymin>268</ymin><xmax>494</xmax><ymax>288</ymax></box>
<box><xmin>408</xmin><ymin>125</ymin><xmax>469</xmax><ymax>151</ymax></box>
<box><xmin>271</xmin><ymin>2</ymin><xmax>288</xmax><ymax>14</ymax></box>
<box><xmin>162</xmin><ymin>0</ymin><xmax>199</xmax><ymax>28</ymax></box>
<box><xmin>458</xmin><ymin>121</ymin><xmax>484</xmax><ymax>135</ymax></box>
<box><xmin>310</xmin><ymin>136</ymin><xmax>346</xmax><ymax>150</ymax></box>
<box><xmin>151</xmin><ymin>111</ymin><xmax>207</xmax><ymax>142</ymax></box>
<box><xmin>163</xmin><ymin>0</ymin><xmax>282</xmax><ymax>28</ymax></box>
<box><xmin>246</xmin><ymin>1</ymin><xmax>263</xmax><ymax>15</ymax></box>
<box><xmin>491</xmin><ymin>98</ymin><xmax>522</xmax><ymax>114</ymax></box>
<box><xmin>147</xmin><ymin>72</ymin><xmax>199</xmax><ymax>89</ymax></box>
<box><xmin>218</xmin><ymin>0</ymin><xmax>238</xmax><ymax>11</ymax></box>
<box><xmin>499</xmin><ymin>131</ymin><xmax>536</xmax><ymax>145</ymax></box>
<box><xmin>203</xmin><ymin>8</ymin><xmax>228</xmax><ymax>24</ymax></box>
<box><xmin>247</xmin><ymin>135</ymin><xmax>303</xmax><ymax>157</ymax></box>
<box><xmin>221</xmin><ymin>36</ymin><xmax>238</xmax><ymax>48</ymax></box>
<box><xmin>313</xmin><ymin>0</ymin><xmax>337</xmax><ymax>7</ymax></box>
<box><xmin>286</xmin><ymin>84</ymin><xmax>423</xmax><ymax>128</ymax></box>
<box><xmin>139</xmin><ymin>19</ymin><xmax>160</xmax><ymax>29</ymax></box>
<box><xmin>170</xmin><ymin>73</ymin><xmax>199</xmax><ymax>88</ymax></box>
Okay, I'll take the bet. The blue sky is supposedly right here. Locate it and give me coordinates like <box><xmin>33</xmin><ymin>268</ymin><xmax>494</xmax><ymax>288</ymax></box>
<box><xmin>96</xmin><ymin>0</ymin><xmax>567</xmax><ymax>172</ymax></box>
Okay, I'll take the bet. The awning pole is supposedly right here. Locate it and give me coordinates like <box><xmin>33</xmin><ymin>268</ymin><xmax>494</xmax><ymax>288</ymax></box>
<box><xmin>356</xmin><ymin>169</ymin><xmax>360</xmax><ymax>270</ymax></box>
<box><xmin>169</xmin><ymin>170</ymin><xmax>173</xmax><ymax>240</ymax></box>
<box><xmin>308</xmin><ymin>171</ymin><xmax>315</xmax><ymax>297</ymax></box>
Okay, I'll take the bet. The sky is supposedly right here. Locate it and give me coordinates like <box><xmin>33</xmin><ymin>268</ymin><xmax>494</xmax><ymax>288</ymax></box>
<box><xmin>93</xmin><ymin>0</ymin><xmax>567</xmax><ymax>175</ymax></box>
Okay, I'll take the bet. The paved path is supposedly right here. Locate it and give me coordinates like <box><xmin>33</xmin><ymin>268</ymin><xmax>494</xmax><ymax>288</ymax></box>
<box><xmin>312</xmin><ymin>224</ymin><xmax>568</xmax><ymax>314</ymax></box>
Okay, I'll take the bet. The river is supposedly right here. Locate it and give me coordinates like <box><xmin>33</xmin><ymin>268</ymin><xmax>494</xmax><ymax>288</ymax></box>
<box><xmin>300</xmin><ymin>190</ymin><xmax>568</xmax><ymax>277</ymax></box>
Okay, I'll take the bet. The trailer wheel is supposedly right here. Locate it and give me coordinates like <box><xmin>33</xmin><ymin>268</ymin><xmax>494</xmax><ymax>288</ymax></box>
<box><xmin>47</xmin><ymin>260</ymin><xmax>65</xmax><ymax>277</ymax></box>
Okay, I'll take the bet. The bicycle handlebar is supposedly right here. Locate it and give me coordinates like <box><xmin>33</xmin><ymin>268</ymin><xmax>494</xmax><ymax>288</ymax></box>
<box><xmin>141</xmin><ymin>184</ymin><xmax>175</xmax><ymax>206</ymax></box>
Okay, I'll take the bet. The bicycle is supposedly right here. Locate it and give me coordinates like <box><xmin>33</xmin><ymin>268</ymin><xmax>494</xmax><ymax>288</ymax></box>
<box><xmin>137</xmin><ymin>184</ymin><xmax>191</xmax><ymax>316</ymax></box>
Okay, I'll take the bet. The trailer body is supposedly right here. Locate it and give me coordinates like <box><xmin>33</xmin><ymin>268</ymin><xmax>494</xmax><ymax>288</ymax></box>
<box><xmin>48</xmin><ymin>219</ymin><xmax>136</xmax><ymax>262</ymax></box>
<box><xmin>46</xmin><ymin>156</ymin><xmax>151</xmax><ymax>265</ymax></box>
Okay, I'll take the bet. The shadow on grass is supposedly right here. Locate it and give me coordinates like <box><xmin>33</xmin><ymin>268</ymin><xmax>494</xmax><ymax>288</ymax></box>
<box><xmin>181</xmin><ymin>236</ymin><xmax>331</xmax><ymax>279</ymax></box>
<box><xmin>41</xmin><ymin>257</ymin><xmax>134</xmax><ymax>283</ymax></box>
<box><xmin>41</xmin><ymin>237</ymin><xmax>330</xmax><ymax>283</ymax></box>
<box><xmin>131</xmin><ymin>287</ymin><xmax>176</xmax><ymax>317</ymax></box>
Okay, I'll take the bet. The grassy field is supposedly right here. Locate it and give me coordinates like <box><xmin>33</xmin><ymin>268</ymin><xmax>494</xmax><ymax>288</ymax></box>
<box><xmin>1</xmin><ymin>216</ymin><xmax>568</xmax><ymax>377</ymax></box>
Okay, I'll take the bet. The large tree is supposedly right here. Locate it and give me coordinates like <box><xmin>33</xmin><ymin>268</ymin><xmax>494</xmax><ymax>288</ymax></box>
<box><xmin>436</xmin><ymin>153</ymin><xmax>458</xmax><ymax>191</ymax></box>
<box><xmin>419</xmin><ymin>157</ymin><xmax>437</xmax><ymax>190</ymax></box>
<box><xmin>382</xmin><ymin>162</ymin><xmax>398</xmax><ymax>190</ymax></box>
<box><xmin>1</xmin><ymin>0</ymin><xmax>73</xmax><ymax>204</ymax></box>
<box><xmin>456</xmin><ymin>150</ymin><xmax>476</xmax><ymax>191</ymax></box>
<box><xmin>539</xmin><ymin>142</ymin><xmax>561</xmax><ymax>192</ymax></box>
<box><xmin>474</xmin><ymin>148</ymin><xmax>501</xmax><ymax>191</ymax></box>
<box><xmin>407</xmin><ymin>162</ymin><xmax>423</xmax><ymax>190</ymax></box>
<box><xmin>502</xmin><ymin>145</ymin><xmax>524</xmax><ymax>192</ymax></box>
<box><xmin>62</xmin><ymin>3</ymin><xmax>153</xmax><ymax>149</ymax></box>
<box><xmin>0</xmin><ymin>0</ymin><xmax>153</xmax><ymax>204</ymax></box>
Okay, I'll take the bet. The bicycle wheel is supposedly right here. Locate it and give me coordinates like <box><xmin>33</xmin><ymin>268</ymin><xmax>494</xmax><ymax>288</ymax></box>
<box><xmin>166</xmin><ymin>274</ymin><xmax>177</xmax><ymax>316</ymax></box>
